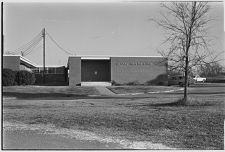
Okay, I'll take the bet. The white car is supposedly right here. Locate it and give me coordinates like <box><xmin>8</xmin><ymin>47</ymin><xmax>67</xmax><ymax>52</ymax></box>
<box><xmin>193</xmin><ymin>75</ymin><xmax>206</xmax><ymax>82</ymax></box>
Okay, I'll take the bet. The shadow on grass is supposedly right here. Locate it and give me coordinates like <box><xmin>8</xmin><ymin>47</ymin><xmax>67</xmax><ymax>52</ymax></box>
<box><xmin>149</xmin><ymin>100</ymin><xmax>215</xmax><ymax>107</ymax></box>
<box><xmin>3</xmin><ymin>92</ymin><xmax>88</xmax><ymax>99</ymax></box>
<box><xmin>126</xmin><ymin>98</ymin><xmax>216</xmax><ymax>108</ymax></box>
<box><xmin>151</xmin><ymin>101</ymin><xmax>184</xmax><ymax>107</ymax></box>
<box><xmin>3</xmin><ymin>92</ymin><xmax>154</xmax><ymax>100</ymax></box>
<box><xmin>166</xmin><ymin>91</ymin><xmax>225</xmax><ymax>95</ymax></box>
<box><xmin>3</xmin><ymin>92</ymin><xmax>219</xmax><ymax>107</ymax></box>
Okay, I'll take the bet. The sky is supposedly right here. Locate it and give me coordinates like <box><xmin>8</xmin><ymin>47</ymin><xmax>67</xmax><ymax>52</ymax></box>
<box><xmin>3</xmin><ymin>1</ymin><xmax>224</xmax><ymax>66</ymax></box>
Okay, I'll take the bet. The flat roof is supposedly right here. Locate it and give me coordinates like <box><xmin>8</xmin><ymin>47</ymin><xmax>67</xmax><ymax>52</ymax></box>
<box><xmin>35</xmin><ymin>65</ymin><xmax>65</xmax><ymax>68</ymax></box>
<box><xmin>69</xmin><ymin>55</ymin><xmax>164</xmax><ymax>59</ymax></box>
<box><xmin>81</xmin><ymin>56</ymin><xmax>110</xmax><ymax>60</ymax></box>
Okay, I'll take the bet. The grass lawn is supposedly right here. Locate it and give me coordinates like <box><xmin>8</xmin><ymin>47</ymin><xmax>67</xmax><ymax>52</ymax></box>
<box><xmin>3</xmin><ymin>92</ymin><xmax>224</xmax><ymax>149</ymax></box>
<box><xmin>107</xmin><ymin>86</ymin><xmax>181</xmax><ymax>94</ymax></box>
<box><xmin>3</xmin><ymin>86</ymin><xmax>100</xmax><ymax>98</ymax></box>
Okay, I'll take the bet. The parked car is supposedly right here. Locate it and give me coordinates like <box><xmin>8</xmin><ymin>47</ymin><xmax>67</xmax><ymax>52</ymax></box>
<box><xmin>168</xmin><ymin>75</ymin><xmax>194</xmax><ymax>87</ymax></box>
<box><xmin>193</xmin><ymin>75</ymin><xmax>206</xmax><ymax>82</ymax></box>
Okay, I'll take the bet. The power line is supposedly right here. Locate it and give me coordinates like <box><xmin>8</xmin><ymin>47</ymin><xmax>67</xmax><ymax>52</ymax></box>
<box><xmin>46</xmin><ymin>31</ymin><xmax>74</xmax><ymax>55</ymax></box>
<box><xmin>23</xmin><ymin>42</ymin><xmax>42</xmax><ymax>56</ymax></box>
<box><xmin>21</xmin><ymin>37</ymin><xmax>42</xmax><ymax>54</ymax></box>
<box><xmin>12</xmin><ymin>35</ymin><xmax>42</xmax><ymax>54</ymax></box>
<box><xmin>22</xmin><ymin>36</ymin><xmax>42</xmax><ymax>56</ymax></box>
<box><xmin>19</xmin><ymin>32</ymin><xmax>42</xmax><ymax>54</ymax></box>
<box><xmin>7</xmin><ymin>29</ymin><xmax>75</xmax><ymax>58</ymax></box>
<box><xmin>21</xmin><ymin>37</ymin><xmax>42</xmax><ymax>56</ymax></box>
<box><xmin>22</xmin><ymin>37</ymin><xmax>42</xmax><ymax>56</ymax></box>
<box><xmin>10</xmin><ymin>31</ymin><xmax>42</xmax><ymax>54</ymax></box>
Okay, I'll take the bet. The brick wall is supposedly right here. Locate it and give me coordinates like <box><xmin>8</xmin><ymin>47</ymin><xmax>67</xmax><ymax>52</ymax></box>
<box><xmin>111</xmin><ymin>57</ymin><xmax>167</xmax><ymax>84</ymax></box>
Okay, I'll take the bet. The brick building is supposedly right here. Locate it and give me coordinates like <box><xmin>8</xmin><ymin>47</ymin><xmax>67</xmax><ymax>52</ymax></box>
<box><xmin>68</xmin><ymin>56</ymin><xmax>168</xmax><ymax>86</ymax></box>
<box><xmin>3</xmin><ymin>55</ymin><xmax>168</xmax><ymax>86</ymax></box>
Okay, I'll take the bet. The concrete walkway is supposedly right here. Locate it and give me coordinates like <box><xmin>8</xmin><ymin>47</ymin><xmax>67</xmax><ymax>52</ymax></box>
<box><xmin>94</xmin><ymin>86</ymin><xmax>116</xmax><ymax>96</ymax></box>
<box><xmin>94</xmin><ymin>86</ymin><xmax>184</xmax><ymax>97</ymax></box>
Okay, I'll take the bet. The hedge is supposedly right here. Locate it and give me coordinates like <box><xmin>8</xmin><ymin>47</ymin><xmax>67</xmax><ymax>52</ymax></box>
<box><xmin>15</xmin><ymin>70</ymin><xmax>36</xmax><ymax>85</ymax></box>
<box><xmin>2</xmin><ymin>69</ymin><xmax>16</xmax><ymax>86</ymax></box>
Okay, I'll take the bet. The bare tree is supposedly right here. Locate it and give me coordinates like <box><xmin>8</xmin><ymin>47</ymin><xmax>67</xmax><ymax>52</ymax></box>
<box><xmin>152</xmin><ymin>2</ymin><xmax>218</xmax><ymax>105</ymax></box>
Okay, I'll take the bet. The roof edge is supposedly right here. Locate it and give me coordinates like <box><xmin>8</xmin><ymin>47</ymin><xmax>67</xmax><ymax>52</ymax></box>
<box><xmin>69</xmin><ymin>55</ymin><xmax>164</xmax><ymax>58</ymax></box>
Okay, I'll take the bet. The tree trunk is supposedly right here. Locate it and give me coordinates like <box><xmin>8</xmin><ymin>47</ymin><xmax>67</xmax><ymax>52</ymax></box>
<box><xmin>183</xmin><ymin>55</ymin><xmax>189</xmax><ymax>105</ymax></box>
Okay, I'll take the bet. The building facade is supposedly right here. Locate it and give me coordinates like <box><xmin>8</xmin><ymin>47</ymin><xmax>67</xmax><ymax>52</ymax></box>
<box><xmin>68</xmin><ymin>56</ymin><xmax>168</xmax><ymax>86</ymax></box>
<box><xmin>3</xmin><ymin>55</ymin><xmax>37</xmax><ymax>72</ymax></box>
<box><xmin>3</xmin><ymin>55</ymin><xmax>168</xmax><ymax>86</ymax></box>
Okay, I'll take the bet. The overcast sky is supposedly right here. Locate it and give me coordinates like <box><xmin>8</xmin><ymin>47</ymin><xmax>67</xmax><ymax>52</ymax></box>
<box><xmin>3</xmin><ymin>2</ymin><xmax>224</xmax><ymax>66</ymax></box>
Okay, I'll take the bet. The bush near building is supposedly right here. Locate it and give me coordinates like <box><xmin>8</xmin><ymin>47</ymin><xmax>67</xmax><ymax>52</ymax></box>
<box><xmin>2</xmin><ymin>69</ymin><xmax>16</xmax><ymax>86</ymax></box>
<box><xmin>145</xmin><ymin>74</ymin><xmax>168</xmax><ymax>86</ymax></box>
<box><xmin>126</xmin><ymin>80</ymin><xmax>141</xmax><ymax>86</ymax></box>
<box><xmin>15</xmin><ymin>70</ymin><xmax>36</xmax><ymax>85</ymax></box>
<box><xmin>112</xmin><ymin>74</ymin><xmax>169</xmax><ymax>86</ymax></box>
<box><xmin>111</xmin><ymin>80</ymin><xmax>120</xmax><ymax>86</ymax></box>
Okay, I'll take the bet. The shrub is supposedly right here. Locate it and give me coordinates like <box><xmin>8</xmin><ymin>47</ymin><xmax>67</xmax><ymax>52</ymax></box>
<box><xmin>145</xmin><ymin>74</ymin><xmax>168</xmax><ymax>86</ymax></box>
<box><xmin>2</xmin><ymin>69</ymin><xmax>16</xmax><ymax>86</ymax></box>
<box><xmin>111</xmin><ymin>80</ymin><xmax>120</xmax><ymax>86</ymax></box>
<box><xmin>126</xmin><ymin>80</ymin><xmax>140</xmax><ymax>86</ymax></box>
<box><xmin>15</xmin><ymin>70</ymin><xmax>36</xmax><ymax>85</ymax></box>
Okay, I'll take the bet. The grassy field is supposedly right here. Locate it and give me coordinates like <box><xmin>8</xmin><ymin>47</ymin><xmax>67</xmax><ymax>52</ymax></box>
<box><xmin>3</xmin><ymin>91</ymin><xmax>224</xmax><ymax>149</ymax></box>
<box><xmin>3</xmin><ymin>86</ymin><xmax>100</xmax><ymax>98</ymax></box>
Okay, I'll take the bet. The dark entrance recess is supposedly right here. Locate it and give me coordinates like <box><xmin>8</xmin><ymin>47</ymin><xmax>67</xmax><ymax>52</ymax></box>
<box><xmin>81</xmin><ymin>60</ymin><xmax>110</xmax><ymax>82</ymax></box>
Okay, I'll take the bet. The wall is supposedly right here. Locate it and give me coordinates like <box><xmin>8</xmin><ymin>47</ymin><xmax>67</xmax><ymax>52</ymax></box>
<box><xmin>110</xmin><ymin>57</ymin><xmax>167</xmax><ymax>84</ymax></box>
<box><xmin>68</xmin><ymin>57</ymin><xmax>81</xmax><ymax>86</ymax></box>
<box><xmin>3</xmin><ymin>56</ymin><xmax>20</xmax><ymax>71</ymax></box>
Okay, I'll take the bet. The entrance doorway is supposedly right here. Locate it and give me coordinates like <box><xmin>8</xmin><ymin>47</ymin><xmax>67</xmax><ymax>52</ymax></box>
<box><xmin>81</xmin><ymin>60</ymin><xmax>110</xmax><ymax>82</ymax></box>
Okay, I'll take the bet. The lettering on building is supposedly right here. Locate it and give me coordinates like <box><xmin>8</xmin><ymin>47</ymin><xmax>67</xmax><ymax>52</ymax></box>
<box><xmin>115</xmin><ymin>61</ymin><xmax>155</xmax><ymax>66</ymax></box>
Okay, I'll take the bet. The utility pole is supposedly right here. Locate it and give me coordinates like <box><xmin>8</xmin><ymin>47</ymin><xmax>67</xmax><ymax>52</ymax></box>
<box><xmin>42</xmin><ymin>28</ymin><xmax>46</xmax><ymax>83</ymax></box>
